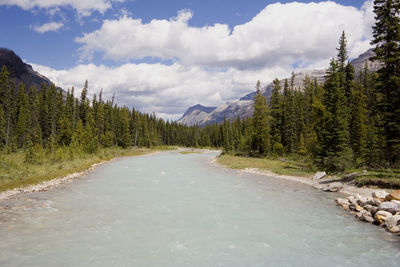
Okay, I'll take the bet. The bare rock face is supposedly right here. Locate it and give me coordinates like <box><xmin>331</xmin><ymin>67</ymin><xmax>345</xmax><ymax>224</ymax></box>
<box><xmin>0</xmin><ymin>48</ymin><xmax>59</xmax><ymax>91</ymax></box>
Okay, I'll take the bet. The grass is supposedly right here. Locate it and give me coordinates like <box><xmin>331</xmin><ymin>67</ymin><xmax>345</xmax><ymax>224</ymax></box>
<box><xmin>217</xmin><ymin>154</ymin><xmax>400</xmax><ymax>188</ymax></box>
<box><xmin>217</xmin><ymin>154</ymin><xmax>313</xmax><ymax>177</ymax></box>
<box><xmin>0</xmin><ymin>147</ymin><xmax>154</xmax><ymax>193</ymax></box>
<box><xmin>352</xmin><ymin>169</ymin><xmax>400</xmax><ymax>189</ymax></box>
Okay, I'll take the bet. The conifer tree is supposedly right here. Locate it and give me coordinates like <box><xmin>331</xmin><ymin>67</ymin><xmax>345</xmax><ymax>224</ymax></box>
<box><xmin>79</xmin><ymin>80</ymin><xmax>90</xmax><ymax>125</ymax></box>
<box><xmin>350</xmin><ymin>82</ymin><xmax>367</xmax><ymax>164</ymax></box>
<box><xmin>321</xmin><ymin>58</ymin><xmax>352</xmax><ymax>170</ymax></box>
<box><xmin>371</xmin><ymin>0</ymin><xmax>400</xmax><ymax>164</ymax></box>
<box><xmin>269</xmin><ymin>78</ymin><xmax>283</xmax><ymax>152</ymax></box>
<box><xmin>15</xmin><ymin>84</ymin><xmax>30</xmax><ymax>148</ymax></box>
<box><xmin>251</xmin><ymin>81</ymin><xmax>270</xmax><ymax>155</ymax></box>
<box><xmin>0</xmin><ymin>105</ymin><xmax>6</xmax><ymax>147</ymax></box>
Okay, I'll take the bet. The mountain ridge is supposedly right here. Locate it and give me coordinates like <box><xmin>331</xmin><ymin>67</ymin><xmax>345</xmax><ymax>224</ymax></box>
<box><xmin>178</xmin><ymin>49</ymin><xmax>378</xmax><ymax>126</ymax></box>
<box><xmin>0</xmin><ymin>48</ymin><xmax>60</xmax><ymax>91</ymax></box>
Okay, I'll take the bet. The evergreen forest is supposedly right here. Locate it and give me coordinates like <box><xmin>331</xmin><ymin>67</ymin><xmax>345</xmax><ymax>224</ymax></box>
<box><xmin>0</xmin><ymin>0</ymin><xmax>399</xmax><ymax>174</ymax></box>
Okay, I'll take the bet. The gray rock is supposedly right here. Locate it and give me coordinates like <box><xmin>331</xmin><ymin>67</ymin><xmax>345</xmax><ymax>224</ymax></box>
<box><xmin>372</xmin><ymin>190</ymin><xmax>389</xmax><ymax>200</ymax></box>
<box><xmin>335</xmin><ymin>198</ymin><xmax>350</xmax><ymax>207</ymax></box>
<box><xmin>366</xmin><ymin>198</ymin><xmax>382</xmax><ymax>207</ymax></box>
<box><xmin>313</xmin><ymin>171</ymin><xmax>326</xmax><ymax>180</ymax></box>
<box><xmin>378</xmin><ymin>202</ymin><xmax>400</xmax><ymax>214</ymax></box>
<box><xmin>357</xmin><ymin>197</ymin><xmax>372</xmax><ymax>207</ymax></box>
<box><xmin>388</xmin><ymin>226</ymin><xmax>400</xmax><ymax>233</ymax></box>
<box><xmin>363</xmin><ymin>204</ymin><xmax>378</xmax><ymax>217</ymax></box>
<box><xmin>374</xmin><ymin>210</ymin><xmax>393</xmax><ymax>225</ymax></box>
<box><xmin>385</xmin><ymin>215</ymin><xmax>400</xmax><ymax>229</ymax></box>
<box><xmin>322</xmin><ymin>182</ymin><xmax>344</xmax><ymax>192</ymax></box>
<box><xmin>361</xmin><ymin>211</ymin><xmax>374</xmax><ymax>223</ymax></box>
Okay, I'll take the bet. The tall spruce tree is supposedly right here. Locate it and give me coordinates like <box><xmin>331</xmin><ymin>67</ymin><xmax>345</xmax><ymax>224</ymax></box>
<box><xmin>251</xmin><ymin>81</ymin><xmax>270</xmax><ymax>155</ymax></box>
<box><xmin>371</xmin><ymin>0</ymin><xmax>400</xmax><ymax>165</ymax></box>
<box><xmin>269</xmin><ymin>78</ymin><xmax>283</xmax><ymax>152</ymax></box>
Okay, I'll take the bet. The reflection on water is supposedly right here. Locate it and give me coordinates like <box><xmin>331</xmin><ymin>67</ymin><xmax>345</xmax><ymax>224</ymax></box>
<box><xmin>0</xmin><ymin>151</ymin><xmax>399</xmax><ymax>266</ymax></box>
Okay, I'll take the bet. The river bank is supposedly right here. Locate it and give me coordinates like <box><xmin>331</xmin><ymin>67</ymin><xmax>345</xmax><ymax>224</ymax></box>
<box><xmin>216</xmin><ymin>154</ymin><xmax>398</xmax><ymax>198</ymax></box>
<box><xmin>1</xmin><ymin>149</ymin><xmax>399</xmax><ymax>266</ymax></box>
<box><xmin>0</xmin><ymin>147</ymin><xmax>157</xmax><ymax>200</ymax></box>
<box><xmin>215</xmin><ymin>154</ymin><xmax>400</xmax><ymax>235</ymax></box>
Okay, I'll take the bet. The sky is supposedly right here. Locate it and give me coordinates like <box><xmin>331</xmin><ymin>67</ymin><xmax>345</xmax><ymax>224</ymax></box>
<box><xmin>0</xmin><ymin>0</ymin><xmax>374</xmax><ymax>120</ymax></box>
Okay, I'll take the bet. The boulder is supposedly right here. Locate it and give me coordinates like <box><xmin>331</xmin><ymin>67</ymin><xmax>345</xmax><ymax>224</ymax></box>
<box><xmin>353</xmin><ymin>204</ymin><xmax>363</xmax><ymax>212</ymax></box>
<box><xmin>378</xmin><ymin>202</ymin><xmax>400</xmax><ymax>214</ymax></box>
<box><xmin>363</xmin><ymin>205</ymin><xmax>378</xmax><ymax>217</ymax></box>
<box><xmin>366</xmin><ymin>198</ymin><xmax>381</xmax><ymax>207</ymax></box>
<box><xmin>335</xmin><ymin>198</ymin><xmax>350</xmax><ymax>207</ymax></box>
<box><xmin>357</xmin><ymin>197</ymin><xmax>372</xmax><ymax>207</ymax></box>
<box><xmin>385</xmin><ymin>190</ymin><xmax>400</xmax><ymax>201</ymax></box>
<box><xmin>323</xmin><ymin>182</ymin><xmax>344</xmax><ymax>192</ymax></box>
<box><xmin>388</xmin><ymin>226</ymin><xmax>400</xmax><ymax>233</ymax></box>
<box><xmin>374</xmin><ymin>210</ymin><xmax>393</xmax><ymax>225</ymax></box>
<box><xmin>361</xmin><ymin>211</ymin><xmax>374</xmax><ymax>223</ymax></box>
<box><xmin>385</xmin><ymin>215</ymin><xmax>400</xmax><ymax>229</ymax></box>
<box><xmin>372</xmin><ymin>190</ymin><xmax>389</xmax><ymax>201</ymax></box>
<box><xmin>391</xmin><ymin>200</ymin><xmax>400</xmax><ymax>205</ymax></box>
<box><xmin>313</xmin><ymin>171</ymin><xmax>326</xmax><ymax>180</ymax></box>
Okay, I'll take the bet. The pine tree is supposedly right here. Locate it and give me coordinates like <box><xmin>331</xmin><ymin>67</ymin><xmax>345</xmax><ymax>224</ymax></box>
<box><xmin>28</xmin><ymin>86</ymin><xmax>42</xmax><ymax>145</ymax></box>
<box><xmin>282</xmin><ymin>79</ymin><xmax>295</xmax><ymax>153</ymax></box>
<box><xmin>15</xmin><ymin>84</ymin><xmax>30</xmax><ymax>148</ymax></box>
<box><xmin>269</xmin><ymin>78</ymin><xmax>283</xmax><ymax>152</ymax></box>
<box><xmin>371</xmin><ymin>0</ymin><xmax>400</xmax><ymax>165</ymax></box>
<box><xmin>0</xmin><ymin>105</ymin><xmax>6</xmax><ymax>147</ymax></box>
<box><xmin>251</xmin><ymin>81</ymin><xmax>270</xmax><ymax>155</ymax></box>
<box><xmin>321</xmin><ymin>58</ymin><xmax>352</xmax><ymax>171</ymax></box>
<box><xmin>79</xmin><ymin>80</ymin><xmax>90</xmax><ymax>125</ymax></box>
<box><xmin>350</xmin><ymin>82</ymin><xmax>367</xmax><ymax>164</ymax></box>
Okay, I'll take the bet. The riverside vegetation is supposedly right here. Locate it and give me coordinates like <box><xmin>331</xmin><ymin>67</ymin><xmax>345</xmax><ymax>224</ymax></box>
<box><xmin>216</xmin><ymin>1</ymin><xmax>400</xmax><ymax>188</ymax></box>
<box><xmin>0</xmin><ymin>0</ymin><xmax>399</xmax><ymax>192</ymax></box>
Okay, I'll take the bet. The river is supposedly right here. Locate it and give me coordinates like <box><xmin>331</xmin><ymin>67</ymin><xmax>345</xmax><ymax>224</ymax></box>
<box><xmin>0</xmin><ymin>151</ymin><xmax>399</xmax><ymax>266</ymax></box>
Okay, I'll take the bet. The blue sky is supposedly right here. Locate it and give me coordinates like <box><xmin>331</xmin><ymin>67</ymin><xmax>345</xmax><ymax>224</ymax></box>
<box><xmin>0</xmin><ymin>0</ymin><xmax>373</xmax><ymax>119</ymax></box>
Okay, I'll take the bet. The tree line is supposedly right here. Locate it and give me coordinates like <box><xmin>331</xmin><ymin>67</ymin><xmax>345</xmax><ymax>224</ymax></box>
<box><xmin>0</xmin><ymin>0</ymin><xmax>397</xmax><ymax>172</ymax></box>
<box><xmin>220</xmin><ymin>0</ymin><xmax>400</xmax><ymax>171</ymax></box>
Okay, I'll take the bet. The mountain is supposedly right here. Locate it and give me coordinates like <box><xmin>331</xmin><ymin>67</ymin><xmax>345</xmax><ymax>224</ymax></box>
<box><xmin>178</xmin><ymin>49</ymin><xmax>379</xmax><ymax>126</ymax></box>
<box><xmin>177</xmin><ymin>104</ymin><xmax>216</xmax><ymax>126</ymax></box>
<box><xmin>0</xmin><ymin>48</ymin><xmax>56</xmax><ymax>90</ymax></box>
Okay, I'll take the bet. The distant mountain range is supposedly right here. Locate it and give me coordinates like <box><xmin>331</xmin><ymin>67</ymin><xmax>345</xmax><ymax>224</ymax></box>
<box><xmin>178</xmin><ymin>49</ymin><xmax>379</xmax><ymax>126</ymax></box>
<box><xmin>0</xmin><ymin>48</ymin><xmax>58</xmax><ymax>91</ymax></box>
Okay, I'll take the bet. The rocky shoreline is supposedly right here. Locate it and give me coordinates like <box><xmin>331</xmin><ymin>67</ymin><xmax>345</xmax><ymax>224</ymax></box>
<box><xmin>335</xmin><ymin>190</ymin><xmax>400</xmax><ymax>235</ymax></box>
<box><xmin>228</xmin><ymin>166</ymin><xmax>400</xmax><ymax>236</ymax></box>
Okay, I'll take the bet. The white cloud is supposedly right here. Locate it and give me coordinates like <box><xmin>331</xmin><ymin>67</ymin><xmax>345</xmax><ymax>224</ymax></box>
<box><xmin>31</xmin><ymin>1</ymin><xmax>376</xmax><ymax>120</ymax></box>
<box><xmin>30</xmin><ymin>62</ymin><xmax>287</xmax><ymax>120</ymax></box>
<box><xmin>76</xmin><ymin>1</ymin><xmax>374</xmax><ymax>68</ymax></box>
<box><xmin>32</xmin><ymin>21</ymin><xmax>64</xmax><ymax>33</ymax></box>
<box><xmin>0</xmin><ymin>0</ymin><xmax>121</xmax><ymax>16</ymax></box>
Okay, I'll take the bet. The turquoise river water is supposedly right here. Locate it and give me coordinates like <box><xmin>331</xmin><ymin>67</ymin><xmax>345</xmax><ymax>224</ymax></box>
<box><xmin>0</xmin><ymin>150</ymin><xmax>399</xmax><ymax>266</ymax></box>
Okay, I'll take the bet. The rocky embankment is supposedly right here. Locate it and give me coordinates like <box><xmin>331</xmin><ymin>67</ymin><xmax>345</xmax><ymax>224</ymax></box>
<box><xmin>335</xmin><ymin>190</ymin><xmax>400</xmax><ymax>235</ymax></box>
